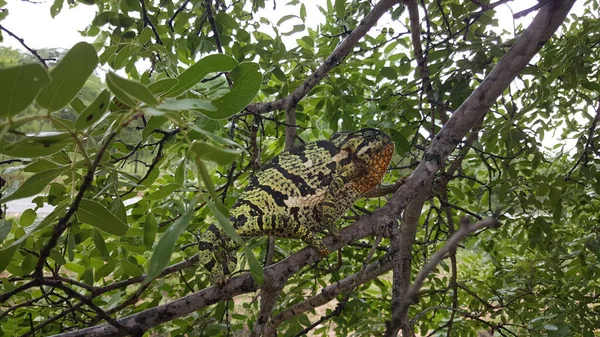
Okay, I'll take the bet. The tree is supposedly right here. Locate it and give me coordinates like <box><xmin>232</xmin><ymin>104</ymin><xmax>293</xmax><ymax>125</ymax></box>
<box><xmin>0</xmin><ymin>0</ymin><xmax>598</xmax><ymax>336</ymax></box>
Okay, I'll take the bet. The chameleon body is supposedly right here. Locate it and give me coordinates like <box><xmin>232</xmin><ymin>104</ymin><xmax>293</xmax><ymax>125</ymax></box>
<box><xmin>198</xmin><ymin>128</ymin><xmax>394</xmax><ymax>284</ymax></box>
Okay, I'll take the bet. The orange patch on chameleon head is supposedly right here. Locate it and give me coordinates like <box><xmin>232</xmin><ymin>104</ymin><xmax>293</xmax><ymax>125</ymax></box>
<box><xmin>352</xmin><ymin>143</ymin><xmax>395</xmax><ymax>194</ymax></box>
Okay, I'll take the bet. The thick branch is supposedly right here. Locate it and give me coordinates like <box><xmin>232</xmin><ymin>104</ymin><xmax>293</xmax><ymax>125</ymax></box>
<box><xmin>47</xmin><ymin>209</ymin><xmax>394</xmax><ymax>337</ymax></box>
<box><xmin>389</xmin><ymin>191</ymin><xmax>429</xmax><ymax>337</ymax></box>
<box><xmin>382</xmin><ymin>0</ymin><xmax>576</xmax><ymax>221</ymax></box>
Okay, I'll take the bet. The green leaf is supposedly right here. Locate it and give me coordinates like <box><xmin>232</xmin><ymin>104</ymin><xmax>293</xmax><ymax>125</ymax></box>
<box><xmin>196</xmin><ymin>63</ymin><xmax>262</xmax><ymax>119</ymax></box>
<box><xmin>378</xmin><ymin>66</ymin><xmax>398</xmax><ymax>80</ymax></box>
<box><xmin>99</xmin><ymin>45</ymin><xmax>118</xmax><ymax>65</ymax></box>
<box><xmin>0</xmin><ymin>219</ymin><xmax>13</xmax><ymax>244</ymax></box>
<box><xmin>108</xmin><ymin>198</ymin><xmax>127</xmax><ymax>224</ymax></box>
<box><xmin>145</xmin><ymin>197</ymin><xmax>199</xmax><ymax>283</ymax></box>
<box><xmin>157</xmin><ymin>98</ymin><xmax>217</xmax><ymax>112</ymax></box>
<box><xmin>65</xmin><ymin>262</ymin><xmax>85</xmax><ymax>273</ymax></box>
<box><xmin>244</xmin><ymin>245</ymin><xmax>264</xmax><ymax>285</ymax></box>
<box><xmin>300</xmin><ymin>4</ymin><xmax>306</xmax><ymax>21</ymax></box>
<box><xmin>188</xmin><ymin>125</ymin><xmax>241</xmax><ymax>148</ymax></box>
<box><xmin>0</xmin><ymin>133</ymin><xmax>71</xmax><ymax>158</ymax></box>
<box><xmin>277</xmin><ymin>15</ymin><xmax>299</xmax><ymax>26</ymax></box>
<box><xmin>142</xmin><ymin>116</ymin><xmax>167</xmax><ymax>140</ymax></box>
<box><xmin>282</xmin><ymin>24</ymin><xmax>305</xmax><ymax>36</ymax></box>
<box><xmin>106</xmin><ymin>72</ymin><xmax>158</xmax><ymax>106</ymax></box>
<box><xmin>74</xmin><ymin>89</ymin><xmax>110</xmax><ymax>130</ymax></box>
<box><xmin>0</xmin><ymin>167</ymin><xmax>67</xmax><ymax>203</ymax></box>
<box><xmin>388</xmin><ymin>129</ymin><xmax>410</xmax><ymax>155</ymax></box>
<box><xmin>36</xmin><ymin>42</ymin><xmax>98</xmax><ymax>111</ymax></box>
<box><xmin>93</xmin><ymin>231</ymin><xmax>110</xmax><ymax>260</ymax></box>
<box><xmin>50</xmin><ymin>0</ymin><xmax>64</xmax><ymax>17</ymax></box>
<box><xmin>76</xmin><ymin>199</ymin><xmax>129</xmax><ymax>236</ymax></box>
<box><xmin>147</xmin><ymin>183</ymin><xmax>180</xmax><ymax>200</ymax></box>
<box><xmin>25</xmin><ymin>159</ymin><xmax>60</xmax><ymax>173</ymax></box>
<box><xmin>120</xmin><ymin>259</ymin><xmax>143</xmax><ymax>277</ymax></box>
<box><xmin>165</xmin><ymin>54</ymin><xmax>239</xmax><ymax>98</ymax></box>
<box><xmin>19</xmin><ymin>209</ymin><xmax>37</xmax><ymax>228</ymax></box>
<box><xmin>106</xmin><ymin>72</ymin><xmax>138</xmax><ymax>107</ymax></box>
<box><xmin>0</xmin><ymin>243</ymin><xmax>20</xmax><ymax>272</ymax></box>
<box><xmin>113</xmin><ymin>44</ymin><xmax>132</xmax><ymax>70</ymax></box>
<box><xmin>148</xmin><ymin>78</ymin><xmax>179</xmax><ymax>96</ymax></box>
<box><xmin>95</xmin><ymin>260</ymin><xmax>117</xmax><ymax>281</ymax></box>
<box><xmin>335</xmin><ymin>0</ymin><xmax>346</xmax><ymax>18</ymax></box>
<box><xmin>190</xmin><ymin>140</ymin><xmax>243</xmax><ymax>166</ymax></box>
<box><xmin>139</xmin><ymin>27</ymin><xmax>153</xmax><ymax>44</ymax></box>
<box><xmin>143</xmin><ymin>213</ymin><xmax>157</xmax><ymax>249</ymax></box>
<box><xmin>0</xmin><ymin>63</ymin><xmax>50</xmax><ymax>118</ymax></box>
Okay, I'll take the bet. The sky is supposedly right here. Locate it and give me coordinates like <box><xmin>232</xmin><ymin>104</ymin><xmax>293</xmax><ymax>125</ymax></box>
<box><xmin>0</xmin><ymin>0</ymin><xmax>569</xmax><ymax>52</ymax></box>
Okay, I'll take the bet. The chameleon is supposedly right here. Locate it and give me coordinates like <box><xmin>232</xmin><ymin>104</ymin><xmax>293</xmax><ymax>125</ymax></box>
<box><xmin>198</xmin><ymin>128</ymin><xmax>395</xmax><ymax>284</ymax></box>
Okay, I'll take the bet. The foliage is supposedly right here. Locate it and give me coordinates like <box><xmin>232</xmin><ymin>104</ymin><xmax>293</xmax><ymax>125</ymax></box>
<box><xmin>0</xmin><ymin>0</ymin><xmax>598</xmax><ymax>337</ymax></box>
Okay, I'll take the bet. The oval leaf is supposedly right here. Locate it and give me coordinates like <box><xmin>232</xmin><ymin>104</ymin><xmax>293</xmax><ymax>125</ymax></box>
<box><xmin>93</xmin><ymin>230</ymin><xmax>110</xmax><ymax>260</ymax></box>
<box><xmin>74</xmin><ymin>89</ymin><xmax>110</xmax><ymax>130</ymax></box>
<box><xmin>0</xmin><ymin>63</ymin><xmax>50</xmax><ymax>118</ymax></box>
<box><xmin>106</xmin><ymin>72</ymin><xmax>158</xmax><ymax>106</ymax></box>
<box><xmin>143</xmin><ymin>213</ymin><xmax>157</xmax><ymax>249</ymax></box>
<box><xmin>190</xmin><ymin>140</ymin><xmax>243</xmax><ymax>166</ymax></box>
<box><xmin>106</xmin><ymin>72</ymin><xmax>138</xmax><ymax>107</ymax></box>
<box><xmin>76</xmin><ymin>199</ymin><xmax>128</xmax><ymax>236</ymax></box>
<box><xmin>165</xmin><ymin>54</ymin><xmax>239</xmax><ymax>98</ymax></box>
<box><xmin>0</xmin><ymin>166</ymin><xmax>67</xmax><ymax>203</ymax></box>
<box><xmin>145</xmin><ymin>197</ymin><xmax>199</xmax><ymax>283</ymax></box>
<box><xmin>197</xmin><ymin>62</ymin><xmax>262</xmax><ymax>119</ymax></box>
<box><xmin>157</xmin><ymin>98</ymin><xmax>217</xmax><ymax>112</ymax></box>
<box><xmin>148</xmin><ymin>78</ymin><xmax>179</xmax><ymax>96</ymax></box>
<box><xmin>0</xmin><ymin>133</ymin><xmax>71</xmax><ymax>158</ymax></box>
<box><xmin>36</xmin><ymin>42</ymin><xmax>98</xmax><ymax>111</ymax></box>
<box><xmin>147</xmin><ymin>183</ymin><xmax>180</xmax><ymax>200</ymax></box>
<box><xmin>0</xmin><ymin>242</ymin><xmax>20</xmax><ymax>273</ymax></box>
<box><xmin>243</xmin><ymin>245</ymin><xmax>264</xmax><ymax>285</ymax></box>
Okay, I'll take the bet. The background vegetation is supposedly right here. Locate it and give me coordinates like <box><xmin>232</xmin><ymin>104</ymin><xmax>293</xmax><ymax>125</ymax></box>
<box><xmin>0</xmin><ymin>0</ymin><xmax>598</xmax><ymax>336</ymax></box>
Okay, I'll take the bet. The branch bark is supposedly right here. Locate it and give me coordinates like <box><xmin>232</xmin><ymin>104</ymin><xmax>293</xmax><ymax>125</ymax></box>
<box><xmin>47</xmin><ymin>209</ymin><xmax>393</xmax><ymax>337</ymax></box>
<box><xmin>389</xmin><ymin>191</ymin><xmax>429</xmax><ymax>337</ymax></box>
<box><xmin>381</xmin><ymin>0</ymin><xmax>575</xmax><ymax>334</ymax></box>
<box><xmin>381</xmin><ymin>0</ymin><xmax>575</xmax><ymax>222</ymax></box>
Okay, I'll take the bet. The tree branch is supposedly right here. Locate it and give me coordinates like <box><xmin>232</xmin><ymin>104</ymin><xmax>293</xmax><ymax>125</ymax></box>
<box><xmin>139</xmin><ymin>0</ymin><xmax>162</xmax><ymax>44</ymax></box>
<box><xmin>266</xmin><ymin>254</ymin><xmax>393</xmax><ymax>334</ymax></box>
<box><xmin>0</xmin><ymin>24</ymin><xmax>48</xmax><ymax>68</ymax></box>
<box><xmin>385</xmin><ymin>217</ymin><xmax>501</xmax><ymax>336</ymax></box>
<box><xmin>245</xmin><ymin>0</ymin><xmax>400</xmax><ymax>114</ymax></box>
<box><xmin>46</xmin><ymin>208</ymin><xmax>394</xmax><ymax>337</ymax></box>
<box><xmin>381</xmin><ymin>0</ymin><xmax>575</xmax><ymax>223</ymax></box>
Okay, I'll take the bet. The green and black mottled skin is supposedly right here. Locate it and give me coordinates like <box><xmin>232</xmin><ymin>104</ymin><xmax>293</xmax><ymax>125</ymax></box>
<box><xmin>198</xmin><ymin>128</ymin><xmax>395</xmax><ymax>284</ymax></box>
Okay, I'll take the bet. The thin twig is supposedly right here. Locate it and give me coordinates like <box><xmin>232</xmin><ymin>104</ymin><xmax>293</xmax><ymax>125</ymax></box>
<box><xmin>0</xmin><ymin>25</ymin><xmax>48</xmax><ymax>68</ymax></box>
<box><xmin>139</xmin><ymin>0</ymin><xmax>163</xmax><ymax>44</ymax></box>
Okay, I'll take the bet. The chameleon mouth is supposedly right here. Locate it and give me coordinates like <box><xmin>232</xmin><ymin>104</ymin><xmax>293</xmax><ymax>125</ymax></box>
<box><xmin>355</xmin><ymin>142</ymin><xmax>395</xmax><ymax>194</ymax></box>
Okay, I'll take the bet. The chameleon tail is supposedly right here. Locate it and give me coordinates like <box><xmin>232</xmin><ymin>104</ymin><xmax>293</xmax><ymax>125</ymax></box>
<box><xmin>198</xmin><ymin>224</ymin><xmax>239</xmax><ymax>284</ymax></box>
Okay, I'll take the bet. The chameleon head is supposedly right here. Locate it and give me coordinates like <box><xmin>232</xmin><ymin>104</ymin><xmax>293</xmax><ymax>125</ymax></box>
<box><xmin>332</xmin><ymin>128</ymin><xmax>395</xmax><ymax>194</ymax></box>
